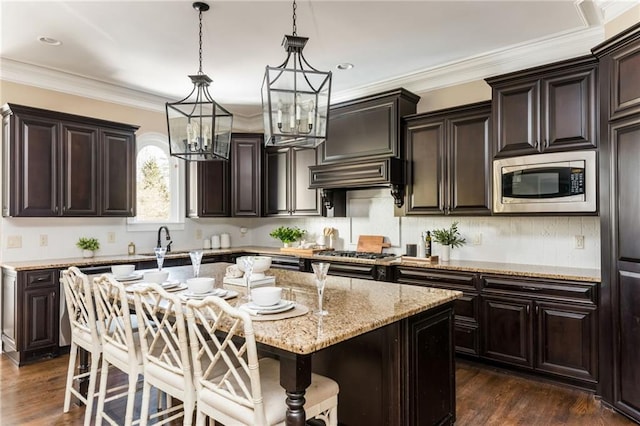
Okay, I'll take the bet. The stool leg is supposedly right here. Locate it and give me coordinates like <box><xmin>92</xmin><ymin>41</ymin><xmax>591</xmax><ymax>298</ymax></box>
<box><xmin>63</xmin><ymin>342</ymin><xmax>79</xmax><ymax>412</ymax></box>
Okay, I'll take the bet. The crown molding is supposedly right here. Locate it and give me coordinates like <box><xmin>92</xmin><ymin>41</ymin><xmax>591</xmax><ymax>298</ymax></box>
<box><xmin>331</xmin><ymin>26</ymin><xmax>604</xmax><ymax>103</ymax></box>
<box><xmin>1</xmin><ymin>25</ymin><xmax>605</xmax><ymax>120</ymax></box>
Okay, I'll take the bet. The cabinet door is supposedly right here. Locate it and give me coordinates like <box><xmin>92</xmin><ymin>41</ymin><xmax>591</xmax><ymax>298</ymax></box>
<box><xmin>543</xmin><ymin>67</ymin><xmax>597</xmax><ymax>152</ymax></box>
<box><xmin>492</xmin><ymin>80</ymin><xmax>540</xmax><ymax>157</ymax></box>
<box><xmin>21</xmin><ymin>269</ymin><xmax>58</xmax><ymax>352</ymax></box>
<box><xmin>290</xmin><ymin>147</ymin><xmax>320</xmax><ymax>215</ymax></box>
<box><xmin>448</xmin><ymin>107</ymin><xmax>491</xmax><ymax>215</ymax></box>
<box><xmin>611</xmin><ymin>116</ymin><xmax>640</xmax><ymax>415</ymax></box>
<box><xmin>231</xmin><ymin>134</ymin><xmax>262</xmax><ymax>217</ymax></box>
<box><xmin>199</xmin><ymin>160</ymin><xmax>230</xmax><ymax>217</ymax></box>
<box><xmin>481</xmin><ymin>295</ymin><xmax>534</xmax><ymax>368</ymax></box>
<box><xmin>264</xmin><ymin>147</ymin><xmax>290</xmax><ymax>216</ymax></box>
<box><xmin>11</xmin><ymin>113</ymin><xmax>59</xmax><ymax>216</ymax></box>
<box><xmin>61</xmin><ymin>121</ymin><xmax>98</xmax><ymax>215</ymax></box>
<box><xmin>535</xmin><ymin>301</ymin><xmax>597</xmax><ymax>383</ymax></box>
<box><xmin>609</xmin><ymin>38</ymin><xmax>640</xmax><ymax>120</ymax></box>
<box><xmin>404</xmin><ymin>119</ymin><xmax>445</xmax><ymax>214</ymax></box>
<box><xmin>101</xmin><ymin>128</ymin><xmax>135</xmax><ymax>216</ymax></box>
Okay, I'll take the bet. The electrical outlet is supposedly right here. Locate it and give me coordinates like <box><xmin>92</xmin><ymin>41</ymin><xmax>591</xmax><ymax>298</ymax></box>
<box><xmin>195</xmin><ymin>229</ymin><xmax>203</xmax><ymax>240</ymax></box>
<box><xmin>471</xmin><ymin>233</ymin><xmax>482</xmax><ymax>246</ymax></box>
<box><xmin>7</xmin><ymin>235</ymin><xmax>22</xmax><ymax>248</ymax></box>
<box><xmin>107</xmin><ymin>232</ymin><xmax>116</xmax><ymax>243</ymax></box>
<box><xmin>574</xmin><ymin>235</ymin><xmax>585</xmax><ymax>249</ymax></box>
<box><xmin>39</xmin><ymin>234</ymin><xmax>48</xmax><ymax>247</ymax></box>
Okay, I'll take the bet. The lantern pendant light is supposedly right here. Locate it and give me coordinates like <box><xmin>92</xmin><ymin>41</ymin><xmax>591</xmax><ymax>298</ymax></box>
<box><xmin>261</xmin><ymin>0</ymin><xmax>332</xmax><ymax>148</ymax></box>
<box><xmin>166</xmin><ymin>1</ymin><xmax>233</xmax><ymax>161</ymax></box>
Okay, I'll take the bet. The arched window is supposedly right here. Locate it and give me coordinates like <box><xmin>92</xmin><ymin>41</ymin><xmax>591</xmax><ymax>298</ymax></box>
<box><xmin>127</xmin><ymin>132</ymin><xmax>184</xmax><ymax>230</ymax></box>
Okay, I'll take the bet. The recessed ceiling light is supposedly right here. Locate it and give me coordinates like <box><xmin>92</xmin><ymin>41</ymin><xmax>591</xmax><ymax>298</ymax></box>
<box><xmin>336</xmin><ymin>63</ymin><xmax>354</xmax><ymax>71</ymax></box>
<box><xmin>38</xmin><ymin>36</ymin><xmax>62</xmax><ymax>46</ymax></box>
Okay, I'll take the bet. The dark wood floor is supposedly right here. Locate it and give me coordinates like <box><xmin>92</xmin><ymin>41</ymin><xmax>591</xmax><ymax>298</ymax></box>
<box><xmin>0</xmin><ymin>353</ymin><xmax>636</xmax><ymax>425</ymax></box>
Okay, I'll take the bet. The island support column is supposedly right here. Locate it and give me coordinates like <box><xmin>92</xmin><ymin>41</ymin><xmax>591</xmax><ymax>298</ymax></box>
<box><xmin>280</xmin><ymin>353</ymin><xmax>313</xmax><ymax>426</ymax></box>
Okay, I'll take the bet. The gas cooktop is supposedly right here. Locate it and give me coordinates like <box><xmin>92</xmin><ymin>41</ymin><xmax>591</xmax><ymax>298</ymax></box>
<box><xmin>316</xmin><ymin>250</ymin><xmax>396</xmax><ymax>260</ymax></box>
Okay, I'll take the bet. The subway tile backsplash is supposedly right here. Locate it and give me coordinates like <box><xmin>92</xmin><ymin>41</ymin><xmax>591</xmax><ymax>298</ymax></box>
<box><xmin>0</xmin><ymin>189</ymin><xmax>600</xmax><ymax>270</ymax></box>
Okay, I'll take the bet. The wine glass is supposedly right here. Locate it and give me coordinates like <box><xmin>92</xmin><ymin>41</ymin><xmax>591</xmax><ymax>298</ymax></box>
<box><xmin>154</xmin><ymin>247</ymin><xmax>166</xmax><ymax>271</ymax></box>
<box><xmin>242</xmin><ymin>256</ymin><xmax>255</xmax><ymax>302</ymax></box>
<box><xmin>312</xmin><ymin>262</ymin><xmax>330</xmax><ymax>316</ymax></box>
<box><xmin>189</xmin><ymin>250</ymin><xmax>203</xmax><ymax>278</ymax></box>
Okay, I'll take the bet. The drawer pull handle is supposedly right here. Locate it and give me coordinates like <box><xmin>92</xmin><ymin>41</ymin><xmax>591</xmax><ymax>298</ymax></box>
<box><xmin>521</xmin><ymin>286</ymin><xmax>540</xmax><ymax>291</ymax></box>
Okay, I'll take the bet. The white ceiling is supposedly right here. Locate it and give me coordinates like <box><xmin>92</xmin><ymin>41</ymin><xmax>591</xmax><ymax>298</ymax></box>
<box><xmin>1</xmin><ymin>0</ymin><xmax>638</xmax><ymax>118</ymax></box>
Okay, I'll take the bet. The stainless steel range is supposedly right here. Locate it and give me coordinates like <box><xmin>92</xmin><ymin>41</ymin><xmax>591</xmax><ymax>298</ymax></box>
<box><xmin>317</xmin><ymin>250</ymin><xmax>395</xmax><ymax>260</ymax></box>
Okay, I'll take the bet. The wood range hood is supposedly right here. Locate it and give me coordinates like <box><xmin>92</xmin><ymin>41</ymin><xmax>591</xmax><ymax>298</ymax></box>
<box><xmin>308</xmin><ymin>88</ymin><xmax>420</xmax><ymax>210</ymax></box>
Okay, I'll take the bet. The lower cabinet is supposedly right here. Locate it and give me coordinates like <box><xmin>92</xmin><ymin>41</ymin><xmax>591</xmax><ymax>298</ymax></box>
<box><xmin>394</xmin><ymin>267</ymin><xmax>598</xmax><ymax>389</ymax></box>
<box><xmin>1</xmin><ymin>268</ymin><xmax>60</xmax><ymax>366</ymax></box>
<box><xmin>481</xmin><ymin>275</ymin><xmax>598</xmax><ymax>387</ymax></box>
<box><xmin>395</xmin><ymin>266</ymin><xmax>480</xmax><ymax>355</ymax></box>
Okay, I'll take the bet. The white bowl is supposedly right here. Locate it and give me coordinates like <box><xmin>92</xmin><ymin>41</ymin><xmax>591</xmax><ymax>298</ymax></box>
<box><xmin>186</xmin><ymin>277</ymin><xmax>215</xmax><ymax>294</ymax></box>
<box><xmin>144</xmin><ymin>270</ymin><xmax>169</xmax><ymax>284</ymax></box>
<box><xmin>236</xmin><ymin>256</ymin><xmax>272</xmax><ymax>280</ymax></box>
<box><xmin>111</xmin><ymin>264</ymin><xmax>135</xmax><ymax>278</ymax></box>
<box><xmin>251</xmin><ymin>286</ymin><xmax>282</xmax><ymax>307</ymax></box>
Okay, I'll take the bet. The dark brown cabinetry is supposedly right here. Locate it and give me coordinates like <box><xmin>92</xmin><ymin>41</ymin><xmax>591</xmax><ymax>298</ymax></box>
<box><xmin>231</xmin><ymin>134</ymin><xmax>262</xmax><ymax>217</ymax></box>
<box><xmin>1</xmin><ymin>104</ymin><xmax>137</xmax><ymax>217</ymax></box>
<box><xmin>486</xmin><ymin>55</ymin><xmax>597</xmax><ymax>157</ymax></box>
<box><xmin>1</xmin><ymin>268</ymin><xmax>60</xmax><ymax>366</ymax></box>
<box><xmin>481</xmin><ymin>275</ymin><xmax>598</xmax><ymax>388</ymax></box>
<box><xmin>593</xmin><ymin>22</ymin><xmax>640</xmax><ymax>422</ymax></box>
<box><xmin>400</xmin><ymin>101</ymin><xmax>491</xmax><ymax>215</ymax></box>
<box><xmin>264</xmin><ymin>146</ymin><xmax>320</xmax><ymax>216</ymax></box>
<box><xmin>395</xmin><ymin>267</ymin><xmax>481</xmax><ymax>356</ymax></box>
<box><xmin>186</xmin><ymin>133</ymin><xmax>262</xmax><ymax>217</ymax></box>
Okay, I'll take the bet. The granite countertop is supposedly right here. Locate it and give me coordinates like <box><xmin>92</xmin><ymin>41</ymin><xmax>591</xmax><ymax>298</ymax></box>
<box><xmin>125</xmin><ymin>263</ymin><xmax>462</xmax><ymax>355</ymax></box>
<box><xmin>0</xmin><ymin>245</ymin><xmax>600</xmax><ymax>282</ymax></box>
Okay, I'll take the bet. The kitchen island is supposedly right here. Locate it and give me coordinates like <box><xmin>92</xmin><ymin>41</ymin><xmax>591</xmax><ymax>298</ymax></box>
<box><xmin>126</xmin><ymin>263</ymin><xmax>463</xmax><ymax>426</ymax></box>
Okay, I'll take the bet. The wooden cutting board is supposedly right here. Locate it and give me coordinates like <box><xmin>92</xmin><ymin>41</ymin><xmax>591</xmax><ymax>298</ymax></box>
<box><xmin>357</xmin><ymin>235</ymin><xmax>390</xmax><ymax>253</ymax></box>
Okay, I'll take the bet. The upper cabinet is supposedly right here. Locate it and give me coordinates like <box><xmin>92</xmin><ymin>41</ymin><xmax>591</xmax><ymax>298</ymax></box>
<box><xmin>186</xmin><ymin>133</ymin><xmax>262</xmax><ymax>218</ymax></box>
<box><xmin>486</xmin><ymin>55</ymin><xmax>597</xmax><ymax>158</ymax></box>
<box><xmin>1</xmin><ymin>104</ymin><xmax>138</xmax><ymax>217</ymax></box>
<box><xmin>400</xmin><ymin>101</ymin><xmax>492</xmax><ymax>216</ymax></box>
<box><xmin>264</xmin><ymin>146</ymin><xmax>321</xmax><ymax>216</ymax></box>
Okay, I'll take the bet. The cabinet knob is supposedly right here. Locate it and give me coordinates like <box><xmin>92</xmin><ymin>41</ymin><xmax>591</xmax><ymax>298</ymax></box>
<box><xmin>534</xmin><ymin>140</ymin><xmax>540</xmax><ymax>149</ymax></box>
<box><xmin>544</xmin><ymin>139</ymin><xmax>549</xmax><ymax>148</ymax></box>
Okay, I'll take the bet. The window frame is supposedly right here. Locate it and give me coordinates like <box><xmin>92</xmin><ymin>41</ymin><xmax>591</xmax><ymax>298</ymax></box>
<box><xmin>127</xmin><ymin>132</ymin><xmax>185</xmax><ymax>232</ymax></box>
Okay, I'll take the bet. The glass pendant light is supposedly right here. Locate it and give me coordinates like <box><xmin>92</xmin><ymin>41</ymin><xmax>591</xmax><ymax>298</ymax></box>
<box><xmin>261</xmin><ymin>0</ymin><xmax>332</xmax><ymax>148</ymax></box>
<box><xmin>166</xmin><ymin>1</ymin><xmax>233</xmax><ymax>161</ymax></box>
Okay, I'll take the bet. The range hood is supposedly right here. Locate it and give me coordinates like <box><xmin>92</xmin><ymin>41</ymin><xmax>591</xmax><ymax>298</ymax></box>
<box><xmin>307</xmin><ymin>88</ymin><xmax>420</xmax><ymax>209</ymax></box>
<box><xmin>309</xmin><ymin>157</ymin><xmax>405</xmax><ymax>207</ymax></box>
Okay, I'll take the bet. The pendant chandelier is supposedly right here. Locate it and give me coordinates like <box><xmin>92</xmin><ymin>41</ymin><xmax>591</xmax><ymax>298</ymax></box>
<box><xmin>261</xmin><ymin>0</ymin><xmax>332</xmax><ymax>148</ymax></box>
<box><xmin>166</xmin><ymin>2</ymin><xmax>233</xmax><ymax>161</ymax></box>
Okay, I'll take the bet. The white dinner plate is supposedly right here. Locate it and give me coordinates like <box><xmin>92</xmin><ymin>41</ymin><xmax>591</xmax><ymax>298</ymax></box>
<box><xmin>246</xmin><ymin>300</ymin><xmax>291</xmax><ymax>311</ymax></box>
<box><xmin>179</xmin><ymin>289</ymin><xmax>237</xmax><ymax>301</ymax></box>
<box><xmin>113</xmin><ymin>273</ymin><xmax>143</xmax><ymax>282</ymax></box>
<box><xmin>164</xmin><ymin>283</ymin><xmax>188</xmax><ymax>292</ymax></box>
<box><xmin>161</xmin><ymin>279</ymin><xmax>180</xmax><ymax>289</ymax></box>
<box><xmin>240</xmin><ymin>301</ymin><xmax>295</xmax><ymax>315</ymax></box>
<box><xmin>182</xmin><ymin>288</ymin><xmax>227</xmax><ymax>299</ymax></box>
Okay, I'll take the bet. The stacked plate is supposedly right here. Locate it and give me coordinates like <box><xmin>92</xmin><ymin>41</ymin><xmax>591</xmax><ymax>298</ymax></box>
<box><xmin>240</xmin><ymin>300</ymin><xmax>295</xmax><ymax>315</ymax></box>
<box><xmin>180</xmin><ymin>288</ymin><xmax>228</xmax><ymax>300</ymax></box>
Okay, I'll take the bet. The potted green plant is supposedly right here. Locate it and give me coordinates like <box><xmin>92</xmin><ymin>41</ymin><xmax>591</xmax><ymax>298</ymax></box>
<box><xmin>76</xmin><ymin>237</ymin><xmax>100</xmax><ymax>258</ymax></box>
<box><xmin>431</xmin><ymin>222</ymin><xmax>466</xmax><ymax>261</ymax></box>
<box><xmin>269</xmin><ymin>226</ymin><xmax>306</xmax><ymax>247</ymax></box>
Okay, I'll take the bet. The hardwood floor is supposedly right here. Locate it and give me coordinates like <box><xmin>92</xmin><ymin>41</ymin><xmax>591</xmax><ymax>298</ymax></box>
<box><xmin>0</xmin><ymin>354</ymin><xmax>636</xmax><ymax>425</ymax></box>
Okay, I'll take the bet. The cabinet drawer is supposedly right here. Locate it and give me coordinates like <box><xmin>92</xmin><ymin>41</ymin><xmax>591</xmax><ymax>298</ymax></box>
<box><xmin>453</xmin><ymin>293</ymin><xmax>480</xmax><ymax>322</ymax></box>
<box><xmin>395</xmin><ymin>266</ymin><xmax>477</xmax><ymax>289</ymax></box>
<box><xmin>455</xmin><ymin>320</ymin><xmax>480</xmax><ymax>357</ymax></box>
<box><xmin>482</xmin><ymin>275</ymin><xmax>597</xmax><ymax>304</ymax></box>
<box><xmin>23</xmin><ymin>270</ymin><xmax>55</xmax><ymax>289</ymax></box>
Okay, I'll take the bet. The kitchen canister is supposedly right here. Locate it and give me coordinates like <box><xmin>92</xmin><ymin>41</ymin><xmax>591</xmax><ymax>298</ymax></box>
<box><xmin>211</xmin><ymin>234</ymin><xmax>221</xmax><ymax>249</ymax></box>
<box><xmin>220</xmin><ymin>233</ymin><xmax>231</xmax><ymax>248</ymax></box>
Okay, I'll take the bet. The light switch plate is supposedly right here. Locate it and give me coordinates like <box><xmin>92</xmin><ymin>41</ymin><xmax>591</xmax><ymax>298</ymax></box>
<box><xmin>7</xmin><ymin>235</ymin><xmax>22</xmax><ymax>248</ymax></box>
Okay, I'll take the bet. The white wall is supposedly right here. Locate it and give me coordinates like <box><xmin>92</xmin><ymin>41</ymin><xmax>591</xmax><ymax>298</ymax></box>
<box><xmin>1</xmin><ymin>189</ymin><xmax>600</xmax><ymax>269</ymax></box>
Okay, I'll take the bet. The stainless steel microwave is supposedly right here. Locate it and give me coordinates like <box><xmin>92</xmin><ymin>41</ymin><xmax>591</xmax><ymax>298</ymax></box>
<box><xmin>493</xmin><ymin>151</ymin><xmax>597</xmax><ymax>214</ymax></box>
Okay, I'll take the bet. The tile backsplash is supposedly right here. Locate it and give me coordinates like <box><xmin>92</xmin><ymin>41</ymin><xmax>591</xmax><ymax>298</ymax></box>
<box><xmin>0</xmin><ymin>188</ymin><xmax>600</xmax><ymax>270</ymax></box>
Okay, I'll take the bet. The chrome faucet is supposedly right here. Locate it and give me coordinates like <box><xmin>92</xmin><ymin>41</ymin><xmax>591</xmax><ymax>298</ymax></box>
<box><xmin>157</xmin><ymin>226</ymin><xmax>172</xmax><ymax>253</ymax></box>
